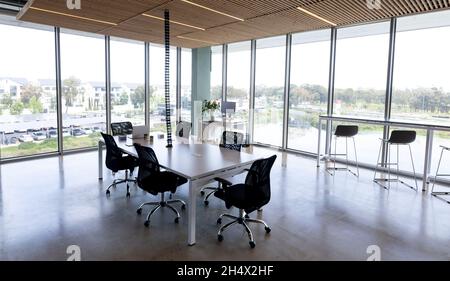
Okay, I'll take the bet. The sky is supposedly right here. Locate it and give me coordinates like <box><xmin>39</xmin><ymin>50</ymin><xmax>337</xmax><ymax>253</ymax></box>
<box><xmin>1</xmin><ymin>17</ymin><xmax>450</xmax><ymax>92</ymax></box>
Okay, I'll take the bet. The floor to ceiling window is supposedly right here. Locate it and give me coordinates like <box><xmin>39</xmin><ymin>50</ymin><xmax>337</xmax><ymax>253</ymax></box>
<box><xmin>392</xmin><ymin>10</ymin><xmax>450</xmax><ymax>174</ymax></box>
<box><xmin>181</xmin><ymin>48</ymin><xmax>192</xmax><ymax>123</ymax></box>
<box><xmin>210</xmin><ymin>45</ymin><xmax>222</xmax><ymax>101</ymax></box>
<box><xmin>226</xmin><ymin>41</ymin><xmax>251</xmax><ymax>143</ymax></box>
<box><xmin>149</xmin><ymin>44</ymin><xmax>176</xmax><ymax>133</ymax></box>
<box><xmin>288</xmin><ymin>30</ymin><xmax>330</xmax><ymax>153</ymax></box>
<box><xmin>0</xmin><ymin>16</ymin><xmax>57</xmax><ymax>159</ymax></box>
<box><xmin>333</xmin><ymin>21</ymin><xmax>390</xmax><ymax>165</ymax></box>
<box><xmin>60</xmin><ymin>29</ymin><xmax>105</xmax><ymax>150</ymax></box>
<box><xmin>253</xmin><ymin>35</ymin><xmax>286</xmax><ymax>147</ymax></box>
<box><xmin>110</xmin><ymin>37</ymin><xmax>145</xmax><ymax>126</ymax></box>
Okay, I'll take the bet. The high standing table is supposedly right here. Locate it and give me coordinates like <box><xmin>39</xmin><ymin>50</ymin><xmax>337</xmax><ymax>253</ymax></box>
<box><xmin>316</xmin><ymin>115</ymin><xmax>450</xmax><ymax>192</ymax></box>
<box><xmin>98</xmin><ymin>137</ymin><xmax>262</xmax><ymax>246</ymax></box>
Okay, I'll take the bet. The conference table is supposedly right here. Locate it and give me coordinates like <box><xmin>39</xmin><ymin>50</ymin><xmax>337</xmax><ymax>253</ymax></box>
<box><xmin>316</xmin><ymin>115</ymin><xmax>450</xmax><ymax>191</ymax></box>
<box><xmin>98</xmin><ymin>136</ymin><xmax>262</xmax><ymax>246</ymax></box>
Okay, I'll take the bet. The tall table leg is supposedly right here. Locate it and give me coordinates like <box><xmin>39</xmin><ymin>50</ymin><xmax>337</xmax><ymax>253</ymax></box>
<box><xmin>422</xmin><ymin>129</ymin><xmax>434</xmax><ymax>192</ymax></box>
<box><xmin>188</xmin><ymin>180</ymin><xmax>197</xmax><ymax>246</ymax></box>
<box><xmin>317</xmin><ymin>118</ymin><xmax>322</xmax><ymax>167</ymax></box>
<box><xmin>98</xmin><ymin>141</ymin><xmax>103</xmax><ymax>180</ymax></box>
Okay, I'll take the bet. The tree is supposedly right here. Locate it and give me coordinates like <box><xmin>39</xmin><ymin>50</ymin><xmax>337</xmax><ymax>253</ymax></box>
<box><xmin>131</xmin><ymin>86</ymin><xmax>145</xmax><ymax>109</ymax></box>
<box><xmin>1</xmin><ymin>94</ymin><xmax>13</xmax><ymax>107</ymax></box>
<box><xmin>63</xmin><ymin>76</ymin><xmax>81</xmax><ymax>113</ymax></box>
<box><xmin>10</xmin><ymin>101</ymin><xmax>24</xmax><ymax>115</ymax></box>
<box><xmin>29</xmin><ymin>96</ymin><xmax>43</xmax><ymax>114</ymax></box>
<box><xmin>118</xmin><ymin>92</ymin><xmax>129</xmax><ymax>105</ymax></box>
<box><xmin>20</xmin><ymin>84</ymin><xmax>42</xmax><ymax>105</ymax></box>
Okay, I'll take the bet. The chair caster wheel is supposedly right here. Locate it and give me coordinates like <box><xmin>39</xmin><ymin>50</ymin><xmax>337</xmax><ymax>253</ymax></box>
<box><xmin>181</xmin><ymin>204</ymin><xmax>186</xmax><ymax>210</ymax></box>
<box><xmin>126</xmin><ymin>192</ymin><xmax>130</xmax><ymax>198</ymax></box>
<box><xmin>218</xmin><ymin>234</ymin><xmax>223</xmax><ymax>242</ymax></box>
<box><xmin>144</xmin><ymin>221</ymin><xmax>150</xmax><ymax>227</ymax></box>
<box><xmin>204</xmin><ymin>200</ymin><xmax>209</xmax><ymax>206</ymax></box>
<box><xmin>200</xmin><ymin>191</ymin><xmax>205</xmax><ymax>196</ymax></box>
<box><xmin>106</xmin><ymin>190</ymin><xmax>110</xmax><ymax>196</ymax></box>
<box><xmin>245</xmin><ymin>214</ymin><xmax>250</xmax><ymax>219</ymax></box>
<box><xmin>137</xmin><ymin>208</ymin><xmax>142</xmax><ymax>215</ymax></box>
<box><xmin>174</xmin><ymin>217</ymin><xmax>179</xmax><ymax>224</ymax></box>
<box><xmin>265</xmin><ymin>227</ymin><xmax>271</xmax><ymax>233</ymax></box>
<box><xmin>249</xmin><ymin>241</ymin><xmax>256</xmax><ymax>249</ymax></box>
<box><xmin>217</xmin><ymin>218</ymin><xmax>222</xmax><ymax>225</ymax></box>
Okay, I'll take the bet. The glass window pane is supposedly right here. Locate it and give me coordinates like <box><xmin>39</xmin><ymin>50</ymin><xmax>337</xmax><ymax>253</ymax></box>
<box><xmin>393</xmin><ymin>10</ymin><xmax>450</xmax><ymax>175</ymax></box>
<box><xmin>0</xmin><ymin>17</ymin><xmax>57</xmax><ymax>159</ymax></box>
<box><xmin>110</xmin><ymin>38</ymin><xmax>145</xmax><ymax>126</ymax></box>
<box><xmin>61</xmin><ymin>29</ymin><xmax>105</xmax><ymax>150</ymax></box>
<box><xmin>334</xmin><ymin>21</ymin><xmax>390</xmax><ymax>118</ymax></box>
<box><xmin>254</xmin><ymin>35</ymin><xmax>286</xmax><ymax>147</ymax></box>
<box><xmin>288</xmin><ymin>30</ymin><xmax>330</xmax><ymax>153</ymax></box>
<box><xmin>226</xmin><ymin>41</ymin><xmax>251</xmax><ymax>142</ymax></box>
<box><xmin>181</xmin><ymin>48</ymin><xmax>191</xmax><ymax>122</ymax></box>
<box><xmin>149</xmin><ymin>44</ymin><xmax>176</xmax><ymax>133</ymax></box>
<box><xmin>211</xmin><ymin>45</ymin><xmax>222</xmax><ymax>101</ymax></box>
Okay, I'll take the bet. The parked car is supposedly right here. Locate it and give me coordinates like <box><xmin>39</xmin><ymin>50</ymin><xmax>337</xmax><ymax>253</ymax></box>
<box><xmin>62</xmin><ymin>129</ymin><xmax>71</xmax><ymax>137</ymax></box>
<box><xmin>14</xmin><ymin>129</ymin><xmax>26</xmax><ymax>134</ymax></box>
<box><xmin>32</xmin><ymin>132</ymin><xmax>46</xmax><ymax>141</ymax></box>
<box><xmin>71</xmin><ymin>128</ymin><xmax>85</xmax><ymax>137</ymax></box>
<box><xmin>82</xmin><ymin>127</ymin><xmax>93</xmax><ymax>135</ymax></box>
<box><xmin>92</xmin><ymin>126</ymin><xmax>102</xmax><ymax>132</ymax></box>
<box><xmin>19</xmin><ymin>134</ymin><xmax>33</xmax><ymax>142</ymax></box>
<box><xmin>47</xmin><ymin>130</ymin><xmax>58</xmax><ymax>138</ymax></box>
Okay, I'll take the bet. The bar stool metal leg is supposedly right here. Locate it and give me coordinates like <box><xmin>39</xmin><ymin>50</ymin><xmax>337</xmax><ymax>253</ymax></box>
<box><xmin>431</xmin><ymin>146</ymin><xmax>450</xmax><ymax>204</ymax></box>
<box><xmin>326</xmin><ymin>135</ymin><xmax>359</xmax><ymax>178</ymax></box>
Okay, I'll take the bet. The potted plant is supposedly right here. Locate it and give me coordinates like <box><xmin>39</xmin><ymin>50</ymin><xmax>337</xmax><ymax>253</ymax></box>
<box><xmin>202</xmin><ymin>100</ymin><xmax>220</xmax><ymax>121</ymax></box>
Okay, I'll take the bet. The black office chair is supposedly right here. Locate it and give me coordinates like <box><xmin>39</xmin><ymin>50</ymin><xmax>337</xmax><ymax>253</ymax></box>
<box><xmin>101</xmin><ymin>133</ymin><xmax>138</xmax><ymax>197</ymax></box>
<box><xmin>326</xmin><ymin>125</ymin><xmax>359</xmax><ymax>177</ymax></box>
<box><xmin>134</xmin><ymin>143</ymin><xmax>187</xmax><ymax>226</ymax></box>
<box><xmin>200</xmin><ymin>131</ymin><xmax>244</xmax><ymax>206</ymax></box>
<box><xmin>111</xmin><ymin>122</ymin><xmax>133</xmax><ymax>136</ymax></box>
<box><xmin>214</xmin><ymin>155</ymin><xmax>277</xmax><ymax>248</ymax></box>
<box><xmin>374</xmin><ymin>130</ymin><xmax>418</xmax><ymax>191</ymax></box>
<box><xmin>175</xmin><ymin>121</ymin><xmax>191</xmax><ymax>138</ymax></box>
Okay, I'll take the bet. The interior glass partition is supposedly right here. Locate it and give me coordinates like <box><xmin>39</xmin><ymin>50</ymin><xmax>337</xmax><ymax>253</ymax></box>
<box><xmin>60</xmin><ymin>29</ymin><xmax>106</xmax><ymax>150</ymax></box>
<box><xmin>288</xmin><ymin>30</ymin><xmax>330</xmax><ymax>153</ymax></box>
<box><xmin>0</xmin><ymin>16</ymin><xmax>57</xmax><ymax>159</ymax></box>
<box><xmin>253</xmin><ymin>35</ymin><xmax>286</xmax><ymax>147</ymax></box>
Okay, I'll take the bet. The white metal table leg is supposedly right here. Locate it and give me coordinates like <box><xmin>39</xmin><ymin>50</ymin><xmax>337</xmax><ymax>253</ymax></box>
<box><xmin>422</xmin><ymin>129</ymin><xmax>434</xmax><ymax>192</ymax></box>
<box><xmin>188</xmin><ymin>180</ymin><xmax>197</xmax><ymax>246</ymax></box>
<box><xmin>98</xmin><ymin>141</ymin><xmax>103</xmax><ymax>180</ymax></box>
<box><xmin>317</xmin><ymin>118</ymin><xmax>322</xmax><ymax>167</ymax></box>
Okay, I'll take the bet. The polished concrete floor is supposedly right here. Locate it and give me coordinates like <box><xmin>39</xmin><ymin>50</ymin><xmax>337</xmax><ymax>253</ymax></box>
<box><xmin>1</xmin><ymin>147</ymin><xmax>450</xmax><ymax>261</ymax></box>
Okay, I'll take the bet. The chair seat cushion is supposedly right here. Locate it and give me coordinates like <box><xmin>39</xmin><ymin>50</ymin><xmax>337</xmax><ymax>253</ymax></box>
<box><xmin>214</xmin><ymin>184</ymin><xmax>264</xmax><ymax>213</ymax></box>
<box><xmin>139</xmin><ymin>171</ymin><xmax>187</xmax><ymax>195</ymax></box>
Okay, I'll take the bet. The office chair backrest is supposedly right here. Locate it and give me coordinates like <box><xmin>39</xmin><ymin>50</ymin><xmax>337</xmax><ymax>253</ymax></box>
<box><xmin>134</xmin><ymin>143</ymin><xmax>161</xmax><ymax>183</ymax></box>
<box><xmin>220</xmin><ymin>131</ymin><xmax>244</xmax><ymax>152</ymax></box>
<box><xmin>101</xmin><ymin>133</ymin><xmax>123</xmax><ymax>172</ymax></box>
<box><xmin>176</xmin><ymin>121</ymin><xmax>191</xmax><ymax>138</ymax></box>
<box><xmin>335</xmin><ymin>125</ymin><xmax>358</xmax><ymax>137</ymax></box>
<box><xmin>389</xmin><ymin>130</ymin><xmax>416</xmax><ymax>144</ymax></box>
<box><xmin>111</xmin><ymin>122</ymin><xmax>133</xmax><ymax>136</ymax></box>
<box><xmin>245</xmin><ymin>155</ymin><xmax>277</xmax><ymax>209</ymax></box>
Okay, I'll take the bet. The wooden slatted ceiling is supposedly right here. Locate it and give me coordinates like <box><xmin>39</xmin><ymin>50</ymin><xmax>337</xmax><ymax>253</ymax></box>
<box><xmin>16</xmin><ymin>0</ymin><xmax>450</xmax><ymax>48</ymax></box>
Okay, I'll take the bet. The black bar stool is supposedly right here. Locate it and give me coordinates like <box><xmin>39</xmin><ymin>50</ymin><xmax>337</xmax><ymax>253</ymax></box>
<box><xmin>326</xmin><ymin>125</ymin><xmax>359</xmax><ymax>177</ymax></box>
<box><xmin>431</xmin><ymin>145</ymin><xmax>450</xmax><ymax>204</ymax></box>
<box><xmin>374</xmin><ymin>130</ymin><xmax>418</xmax><ymax>191</ymax></box>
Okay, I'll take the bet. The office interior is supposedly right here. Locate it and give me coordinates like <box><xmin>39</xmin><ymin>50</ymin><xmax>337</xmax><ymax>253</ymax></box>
<box><xmin>0</xmin><ymin>0</ymin><xmax>450</xmax><ymax>261</ymax></box>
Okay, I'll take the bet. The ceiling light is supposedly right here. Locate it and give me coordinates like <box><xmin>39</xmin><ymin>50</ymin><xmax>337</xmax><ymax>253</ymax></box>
<box><xmin>142</xmin><ymin>14</ymin><xmax>205</xmax><ymax>31</ymax></box>
<box><xmin>297</xmin><ymin>7</ymin><xmax>337</xmax><ymax>26</ymax></box>
<box><xmin>29</xmin><ymin>7</ymin><xmax>117</xmax><ymax>26</ymax></box>
<box><xmin>177</xmin><ymin>35</ymin><xmax>218</xmax><ymax>45</ymax></box>
<box><xmin>180</xmin><ymin>0</ymin><xmax>244</xmax><ymax>22</ymax></box>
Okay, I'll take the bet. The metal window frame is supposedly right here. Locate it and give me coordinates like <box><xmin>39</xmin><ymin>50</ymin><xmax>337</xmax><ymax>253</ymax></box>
<box><xmin>145</xmin><ymin>42</ymin><xmax>150</xmax><ymax>127</ymax></box>
<box><xmin>248</xmin><ymin>39</ymin><xmax>256</xmax><ymax>144</ymax></box>
<box><xmin>176</xmin><ymin>47</ymin><xmax>182</xmax><ymax>122</ymax></box>
<box><xmin>105</xmin><ymin>35</ymin><xmax>111</xmax><ymax>135</ymax></box>
<box><xmin>54</xmin><ymin>26</ymin><xmax>63</xmax><ymax>154</ymax></box>
<box><xmin>282</xmin><ymin>33</ymin><xmax>292</xmax><ymax>150</ymax></box>
<box><xmin>222</xmin><ymin>44</ymin><xmax>227</xmax><ymax>103</ymax></box>
<box><xmin>325</xmin><ymin>27</ymin><xmax>337</xmax><ymax>156</ymax></box>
